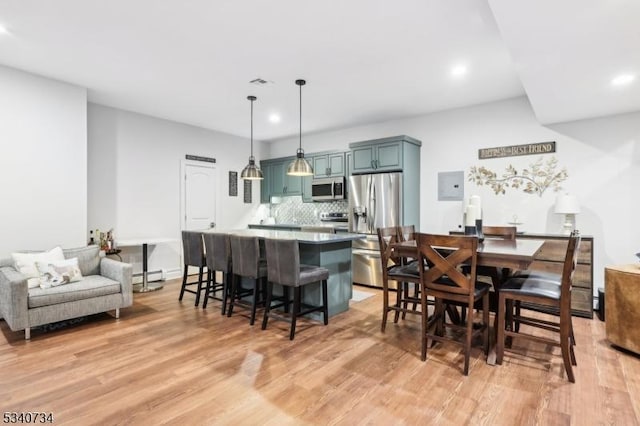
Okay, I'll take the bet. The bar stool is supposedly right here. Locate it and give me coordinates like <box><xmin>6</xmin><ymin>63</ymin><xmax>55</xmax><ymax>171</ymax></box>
<box><xmin>227</xmin><ymin>235</ymin><xmax>268</xmax><ymax>325</ymax></box>
<box><xmin>262</xmin><ymin>238</ymin><xmax>329</xmax><ymax>340</ymax></box>
<box><xmin>202</xmin><ymin>232</ymin><xmax>232</xmax><ymax>314</ymax></box>
<box><xmin>179</xmin><ymin>230</ymin><xmax>207</xmax><ymax>306</ymax></box>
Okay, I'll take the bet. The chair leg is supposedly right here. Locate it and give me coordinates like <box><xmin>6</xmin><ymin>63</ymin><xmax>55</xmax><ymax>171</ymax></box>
<box><xmin>496</xmin><ymin>292</ymin><xmax>506</xmax><ymax>365</ymax></box>
<box><xmin>227</xmin><ymin>274</ymin><xmax>238</xmax><ymax>317</ymax></box>
<box><xmin>381</xmin><ymin>279</ymin><xmax>390</xmax><ymax>332</ymax></box>
<box><xmin>401</xmin><ymin>282</ymin><xmax>409</xmax><ymax>320</ymax></box>
<box><xmin>560</xmin><ymin>326</ymin><xmax>575</xmax><ymax>383</ymax></box>
<box><xmin>194</xmin><ymin>267</ymin><xmax>204</xmax><ymax>307</ymax></box>
<box><xmin>262</xmin><ymin>281</ymin><xmax>274</xmax><ymax>330</ymax></box>
<box><xmin>322</xmin><ymin>279</ymin><xmax>329</xmax><ymax>325</ymax></box>
<box><xmin>179</xmin><ymin>265</ymin><xmax>188</xmax><ymax>301</ymax></box>
<box><xmin>420</xmin><ymin>288</ymin><xmax>430</xmax><ymax>361</ymax></box>
<box><xmin>393</xmin><ymin>282</ymin><xmax>403</xmax><ymax>323</ymax></box>
<box><xmin>283</xmin><ymin>286</ymin><xmax>291</xmax><ymax>313</ymax></box>
<box><xmin>483</xmin><ymin>293</ymin><xmax>490</xmax><ymax>356</ymax></box>
<box><xmin>203</xmin><ymin>269</ymin><xmax>212</xmax><ymax>309</ymax></box>
<box><xmin>290</xmin><ymin>287</ymin><xmax>301</xmax><ymax>340</ymax></box>
<box><xmin>463</xmin><ymin>303</ymin><xmax>473</xmax><ymax>376</ymax></box>
<box><xmin>221</xmin><ymin>272</ymin><xmax>231</xmax><ymax>315</ymax></box>
<box><xmin>250</xmin><ymin>278</ymin><xmax>259</xmax><ymax>326</ymax></box>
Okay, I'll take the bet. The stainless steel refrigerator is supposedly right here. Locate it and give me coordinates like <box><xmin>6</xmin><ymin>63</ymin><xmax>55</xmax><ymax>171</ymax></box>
<box><xmin>349</xmin><ymin>172</ymin><xmax>403</xmax><ymax>288</ymax></box>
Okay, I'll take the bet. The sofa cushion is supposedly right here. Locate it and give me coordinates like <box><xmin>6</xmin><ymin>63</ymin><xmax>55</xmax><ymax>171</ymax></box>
<box><xmin>28</xmin><ymin>275</ymin><xmax>121</xmax><ymax>308</ymax></box>
<box><xmin>63</xmin><ymin>246</ymin><xmax>100</xmax><ymax>276</ymax></box>
<box><xmin>12</xmin><ymin>247</ymin><xmax>65</xmax><ymax>289</ymax></box>
<box><xmin>36</xmin><ymin>257</ymin><xmax>83</xmax><ymax>288</ymax></box>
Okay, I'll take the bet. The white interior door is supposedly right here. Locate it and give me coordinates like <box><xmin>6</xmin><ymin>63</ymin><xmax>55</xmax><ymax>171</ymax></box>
<box><xmin>184</xmin><ymin>163</ymin><xmax>216</xmax><ymax>231</ymax></box>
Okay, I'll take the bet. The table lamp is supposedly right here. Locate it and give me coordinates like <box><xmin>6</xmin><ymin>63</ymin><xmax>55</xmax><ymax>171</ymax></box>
<box><xmin>554</xmin><ymin>194</ymin><xmax>580</xmax><ymax>234</ymax></box>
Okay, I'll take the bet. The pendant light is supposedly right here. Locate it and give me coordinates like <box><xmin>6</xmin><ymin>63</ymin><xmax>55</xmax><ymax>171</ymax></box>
<box><xmin>287</xmin><ymin>79</ymin><xmax>314</xmax><ymax>176</ymax></box>
<box><xmin>240</xmin><ymin>95</ymin><xmax>263</xmax><ymax>180</ymax></box>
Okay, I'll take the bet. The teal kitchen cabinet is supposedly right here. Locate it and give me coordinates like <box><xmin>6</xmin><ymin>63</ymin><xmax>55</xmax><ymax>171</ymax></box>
<box><xmin>260</xmin><ymin>157</ymin><xmax>302</xmax><ymax>201</ymax></box>
<box><xmin>349</xmin><ymin>135</ymin><xmax>421</xmax><ymax>174</ymax></box>
<box><xmin>313</xmin><ymin>152</ymin><xmax>346</xmax><ymax>178</ymax></box>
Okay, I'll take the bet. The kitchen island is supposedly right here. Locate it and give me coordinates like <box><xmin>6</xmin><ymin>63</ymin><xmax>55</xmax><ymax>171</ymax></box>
<box><xmin>204</xmin><ymin>229</ymin><xmax>364</xmax><ymax>318</ymax></box>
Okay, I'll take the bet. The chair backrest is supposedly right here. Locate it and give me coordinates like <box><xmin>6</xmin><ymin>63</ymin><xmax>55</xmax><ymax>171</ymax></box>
<box><xmin>264</xmin><ymin>238</ymin><xmax>301</xmax><ymax>287</ymax></box>
<box><xmin>229</xmin><ymin>235</ymin><xmax>261</xmax><ymax>279</ymax></box>
<box><xmin>417</xmin><ymin>233</ymin><xmax>477</xmax><ymax>300</ymax></box>
<box><xmin>202</xmin><ymin>233</ymin><xmax>231</xmax><ymax>273</ymax></box>
<box><xmin>377</xmin><ymin>227</ymin><xmax>402</xmax><ymax>272</ymax></box>
<box><xmin>397</xmin><ymin>225</ymin><xmax>416</xmax><ymax>242</ymax></box>
<box><xmin>482</xmin><ymin>226</ymin><xmax>517</xmax><ymax>241</ymax></box>
<box><xmin>182</xmin><ymin>231</ymin><xmax>205</xmax><ymax>267</ymax></box>
<box><xmin>560</xmin><ymin>230</ymin><xmax>581</xmax><ymax>311</ymax></box>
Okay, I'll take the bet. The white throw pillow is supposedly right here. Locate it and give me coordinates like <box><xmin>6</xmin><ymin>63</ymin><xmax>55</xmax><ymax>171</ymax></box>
<box><xmin>12</xmin><ymin>247</ymin><xmax>65</xmax><ymax>289</ymax></box>
<box><xmin>36</xmin><ymin>257</ymin><xmax>83</xmax><ymax>289</ymax></box>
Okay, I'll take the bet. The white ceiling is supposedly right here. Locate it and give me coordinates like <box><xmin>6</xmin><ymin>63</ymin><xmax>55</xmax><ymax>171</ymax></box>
<box><xmin>0</xmin><ymin>1</ymin><xmax>637</xmax><ymax>140</ymax></box>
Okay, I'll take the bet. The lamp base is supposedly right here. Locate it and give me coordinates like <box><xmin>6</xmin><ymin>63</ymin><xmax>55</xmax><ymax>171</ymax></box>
<box><xmin>561</xmin><ymin>213</ymin><xmax>576</xmax><ymax>235</ymax></box>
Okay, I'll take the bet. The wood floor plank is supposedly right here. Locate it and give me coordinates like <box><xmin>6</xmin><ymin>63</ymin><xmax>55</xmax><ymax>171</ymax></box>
<box><xmin>1</xmin><ymin>279</ymin><xmax>639</xmax><ymax>425</ymax></box>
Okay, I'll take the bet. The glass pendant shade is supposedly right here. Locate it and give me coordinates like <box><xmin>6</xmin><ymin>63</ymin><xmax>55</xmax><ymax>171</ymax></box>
<box><xmin>241</xmin><ymin>95</ymin><xmax>263</xmax><ymax>180</ymax></box>
<box><xmin>287</xmin><ymin>79</ymin><xmax>314</xmax><ymax>176</ymax></box>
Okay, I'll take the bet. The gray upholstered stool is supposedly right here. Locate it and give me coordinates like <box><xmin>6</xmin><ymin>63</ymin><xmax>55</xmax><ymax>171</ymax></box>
<box><xmin>262</xmin><ymin>238</ymin><xmax>329</xmax><ymax>340</ymax></box>
<box><xmin>227</xmin><ymin>235</ymin><xmax>268</xmax><ymax>325</ymax></box>
<box><xmin>179</xmin><ymin>230</ymin><xmax>207</xmax><ymax>306</ymax></box>
<box><xmin>202</xmin><ymin>232</ymin><xmax>232</xmax><ymax>314</ymax></box>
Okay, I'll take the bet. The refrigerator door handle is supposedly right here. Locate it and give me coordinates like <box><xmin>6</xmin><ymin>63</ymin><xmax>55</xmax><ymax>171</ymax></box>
<box><xmin>367</xmin><ymin>176</ymin><xmax>374</xmax><ymax>233</ymax></box>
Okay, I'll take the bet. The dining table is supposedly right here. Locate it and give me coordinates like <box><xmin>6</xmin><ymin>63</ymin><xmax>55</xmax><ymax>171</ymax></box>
<box><xmin>391</xmin><ymin>237</ymin><xmax>545</xmax><ymax>271</ymax></box>
<box><xmin>391</xmin><ymin>236</ymin><xmax>546</xmax><ymax>364</ymax></box>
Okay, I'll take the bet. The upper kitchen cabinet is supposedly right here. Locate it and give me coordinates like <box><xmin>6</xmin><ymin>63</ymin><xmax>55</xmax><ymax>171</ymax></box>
<box><xmin>313</xmin><ymin>151</ymin><xmax>347</xmax><ymax>178</ymax></box>
<box><xmin>260</xmin><ymin>157</ymin><xmax>302</xmax><ymax>200</ymax></box>
<box><xmin>349</xmin><ymin>135</ymin><xmax>422</xmax><ymax>174</ymax></box>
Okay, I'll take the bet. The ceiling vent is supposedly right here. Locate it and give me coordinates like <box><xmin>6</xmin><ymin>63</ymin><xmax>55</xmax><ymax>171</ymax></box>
<box><xmin>249</xmin><ymin>78</ymin><xmax>272</xmax><ymax>86</ymax></box>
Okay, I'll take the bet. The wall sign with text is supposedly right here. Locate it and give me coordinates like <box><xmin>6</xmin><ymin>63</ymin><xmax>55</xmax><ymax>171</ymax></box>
<box><xmin>478</xmin><ymin>142</ymin><xmax>556</xmax><ymax>159</ymax></box>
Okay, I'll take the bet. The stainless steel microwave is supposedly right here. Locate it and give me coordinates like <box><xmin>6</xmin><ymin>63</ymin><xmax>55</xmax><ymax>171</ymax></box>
<box><xmin>311</xmin><ymin>177</ymin><xmax>346</xmax><ymax>201</ymax></box>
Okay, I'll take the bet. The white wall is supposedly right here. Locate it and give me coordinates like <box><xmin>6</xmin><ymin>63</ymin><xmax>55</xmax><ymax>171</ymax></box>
<box><xmin>0</xmin><ymin>65</ymin><xmax>87</xmax><ymax>257</ymax></box>
<box><xmin>88</xmin><ymin>104</ymin><xmax>263</xmax><ymax>277</ymax></box>
<box><xmin>268</xmin><ymin>96</ymin><xmax>640</xmax><ymax>290</ymax></box>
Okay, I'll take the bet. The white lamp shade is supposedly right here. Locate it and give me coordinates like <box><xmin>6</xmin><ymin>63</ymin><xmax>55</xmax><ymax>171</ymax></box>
<box><xmin>554</xmin><ymin>194</ymin><xmax>580</xmax><ymax>214</ymax></box>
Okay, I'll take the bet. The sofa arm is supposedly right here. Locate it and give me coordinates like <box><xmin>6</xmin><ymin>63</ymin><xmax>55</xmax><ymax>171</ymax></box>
<box><xmin>100</xmin><ymin>258</ymin><xmax>133</xmax><ymax>307</ymax></box>
<box><xmin>0</xmin><ymin>266</ymin><xmax>29</xmax><ymax>331</ymax></box>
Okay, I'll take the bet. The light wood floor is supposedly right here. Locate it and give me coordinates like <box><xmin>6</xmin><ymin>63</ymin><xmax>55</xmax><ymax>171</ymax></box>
<box><xmin>1</xmin><ymin>279</ymin><xmax>639</xmax><ymax>425</ymax></box>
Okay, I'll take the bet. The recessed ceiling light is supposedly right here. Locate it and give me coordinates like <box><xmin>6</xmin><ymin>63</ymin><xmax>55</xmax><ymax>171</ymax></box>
<box><xmin>0</xmin><ymin>24</ymin><xmax>9</xmax><ymax>35</ymax></box>
<box><xmin>451</xmin><ymin>65</ymin><xmax>467</xmax><ymax>77</ymax></box>
<box><xmin>269</xmin><ymin>114</ymin><xmax>281</xmax><ymax>124</ymax></box>
<box><xmin>611</xmin><ymin>73</ymin><xmax>635</xmax><ymax>87</ymax></box>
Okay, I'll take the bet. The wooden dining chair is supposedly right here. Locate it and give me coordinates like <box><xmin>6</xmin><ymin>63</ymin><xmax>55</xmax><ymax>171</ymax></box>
<box><xmin>397</xmin><ymin>225</ymin><xmax>420</xmax><ymax>318</ymax></box>
<box><xmin>377</xmin><ymin>226</ymin><xmax>421</xmax><ymax>332</ymax></box>
<box><xmin>496</xmin><ymin>230</ymin><xmax>581</xmax><ymax>382</ymax></box>
<box><xmin>417</xmin><ymin>233</ymin><xmax>490</xmax><ymax>375</ymax></box>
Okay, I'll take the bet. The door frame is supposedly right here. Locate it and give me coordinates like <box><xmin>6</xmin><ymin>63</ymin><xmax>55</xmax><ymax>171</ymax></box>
<box><xmin>179</xmin><ymin>159</ymin><xmax>218</xmax><ymax>231</ymax></box>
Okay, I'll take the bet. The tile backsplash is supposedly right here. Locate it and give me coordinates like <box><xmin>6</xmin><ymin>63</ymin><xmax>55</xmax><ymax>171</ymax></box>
<box><xmin>253</xmin><ymin>196</ymin><xmax>348</xmax><ymax>225</ymax></box>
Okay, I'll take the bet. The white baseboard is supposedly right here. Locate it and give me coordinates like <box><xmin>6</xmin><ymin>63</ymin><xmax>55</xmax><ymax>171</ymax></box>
<box><xmin>132</xmin><ymin>268</ymin><xmax>182</xmax><ymax>284</ymax></box>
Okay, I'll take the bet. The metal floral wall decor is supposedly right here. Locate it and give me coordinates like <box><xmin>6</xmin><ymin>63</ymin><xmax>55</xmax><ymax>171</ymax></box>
<box><xmin>468</xmin><ymin>156</ymin><xmax>568</xmax><ymax>197</ymax></box>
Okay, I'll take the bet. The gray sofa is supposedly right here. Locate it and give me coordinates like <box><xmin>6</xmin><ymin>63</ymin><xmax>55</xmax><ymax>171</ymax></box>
<box><xmin>0</xmin><ymin>245</ymin><xmax>133</xmax><ymax>339</ymax></box>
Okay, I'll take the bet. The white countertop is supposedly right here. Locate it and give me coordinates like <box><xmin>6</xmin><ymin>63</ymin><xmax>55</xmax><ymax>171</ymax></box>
<box><xmin>116</xmin><ymin>238</ymin><xmax>176</xmax><ymax>247</ymax></box>
<box><xmin>205</xmin><ymin>229</ymin><xmax>364</xmax><ymax>244</ymax></box>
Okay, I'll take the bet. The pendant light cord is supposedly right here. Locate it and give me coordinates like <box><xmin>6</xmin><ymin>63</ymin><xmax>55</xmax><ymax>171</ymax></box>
<box><xmin>299</xmin><ymin>82</ymin><xmax>302</xmax><ymax>151</ymax></box>
<box><xmin>251</xmin><ymin>97</ymin><xmax>254</xmax><ymax>156</ymax></box>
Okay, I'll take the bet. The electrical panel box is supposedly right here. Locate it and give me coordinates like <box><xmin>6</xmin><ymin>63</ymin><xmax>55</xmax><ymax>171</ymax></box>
<box><xmin>438</xmin><ymin>171</ymin><xmax>464</xmax><ymax>201</ymax></box>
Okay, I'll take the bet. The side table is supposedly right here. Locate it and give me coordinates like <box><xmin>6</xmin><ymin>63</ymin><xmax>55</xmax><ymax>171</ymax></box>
<box><xmin>605</xmin><ymin>264</ymin><xmax>640</xmax><ymax>355</ymax></box>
